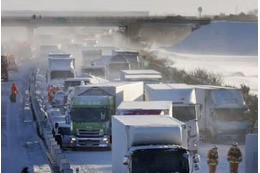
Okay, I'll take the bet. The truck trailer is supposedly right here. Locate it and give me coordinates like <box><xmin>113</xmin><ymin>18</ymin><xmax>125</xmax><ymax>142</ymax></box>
<box><xmin>107</xmin><ymin>55</ymin><xmax>131</xmax><ymax>80</ymax></box>
<box><xmin>81</xmin><ymin>47</ymin><xmax>102</xmax><ymax>65</ymax></box>
<box><xmin>112</xmin><ymin>115</ymin><xmax>200</xmax><ymax>173</ymax></box>
<box><xmin>112</xmin><ymin>49</ymin><xmax>140</xmax><ymax>69</ymax></box>
<box><xmin>47</xmin><ymin>53</ymin><xmax>75</xmax><ymax>86</ymax></box>
<box><xmin>193</xmin><ymin>85</ymin><xmax>250</xmax><ymax>142</ymax></box>
<box><xmin>120</xmin><ymin>70</ymin><xmax>162</xmax><ymax>85</ymax></box>
<box><xmin>117</xmin><ymin>101</ymin><xmax>172</xmax><ymax>116</ymax></box>
<box><xmin>66</xmin><ymin>82</ymin><xmax>144</xmax><ymax>148</ymax></box>
<box><xmin>81</xmin><ymin>64</ymin><xmax>106</xmax><ymax>79</ymax></box>
<box><xmin>145</xmin><ymin>83</ymin><xmax>200</xmax><ymax>152</ymax></box>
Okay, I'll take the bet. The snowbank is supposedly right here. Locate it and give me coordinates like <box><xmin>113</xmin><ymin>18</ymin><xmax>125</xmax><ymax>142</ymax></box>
<box><xmin>151</xmin><ymin>49</ymin><xmax>258</xmax><ymax>94</ymax></box>
<box><xmin>169</xmin><ymin>21</ymin><xmax>258</xmax><ymax>56</ymax></box>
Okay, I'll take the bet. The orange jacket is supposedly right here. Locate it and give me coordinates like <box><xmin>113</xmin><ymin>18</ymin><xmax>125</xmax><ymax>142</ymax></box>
<box><xmin>227</xmin><ymin>147</ymin><xmax>242</xmax><ymax>163</ymax></box>
<box><xmin>11</xmin><ymin>83</ymin><xmax>18</xmax><ymax>94</ymax></box>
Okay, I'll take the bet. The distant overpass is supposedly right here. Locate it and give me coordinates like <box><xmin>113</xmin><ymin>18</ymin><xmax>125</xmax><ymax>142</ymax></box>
<box><xmin>2</xmin><ymin>11</ymin><xmax>211</xmax><ymax>46</ymax></box>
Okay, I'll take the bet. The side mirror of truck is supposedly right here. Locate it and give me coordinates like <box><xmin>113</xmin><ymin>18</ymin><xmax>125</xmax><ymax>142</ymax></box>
<box><xmin>123</xmin><ymin>155</ymin><xmax>129</xmax><ymax>165</ymax></box>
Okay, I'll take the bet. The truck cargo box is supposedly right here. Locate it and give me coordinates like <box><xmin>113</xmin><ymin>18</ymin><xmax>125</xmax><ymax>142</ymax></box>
<box><xmin>72</xmin><ymin>82</ymin><xmax>144</xmax><ymax>107</ymax></box>
<box><xmin>112</xmin><ymin>115</ymin><xmax>187</xmax><ymax>173</ymax></box>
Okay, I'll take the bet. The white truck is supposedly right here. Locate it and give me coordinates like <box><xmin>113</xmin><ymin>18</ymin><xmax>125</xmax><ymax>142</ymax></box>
<box><xmin>81</xmin><ymin>47</ymin><xmax>102</xmax><ymax>65</ymax></box>
<box><xmin>107</xmin><ymin>55</ymin><xmax>131</xmax><ymax>80</ymax></box>
<box><xmin>120</xmin><ymin>70</ymin><xmax>162</xmax><ymax>84</ymax></box>
<box><xmin>66</xmin><ymin>82</ymin><xmax>144</xmax><ymax>148</ymax></box>
<box><xmin>112</xmin><ymin>115</ymin><xmax>200</xmax><ymax>173</ymax></box>
<box><xmin>145</xmin><ymin>84</ymin><xmax>200</xmax><ymax>153</ymax></box>
<box><xmin>117</xmin><ymin>101</ymin><xmax>172</xmax><ymax>116</ymax></box>
<box><xmin>193</xmin><ymin>85</ymin><xmax>250</xmax><ymax>143</ymax></box>
<box><xmin>47</xmin><ymin>53</ymin><xmax>75</xmax><ymax>86</ymax></box>
<box><xmin>38</xmin><ymin>44</ymin><xmax>61</xmax><ymax>69</ymax></box>
<box><xmin>113</xmin><ymin>50</ymin><xmax>140</xmax><ymax>69</ymax></box>
<box><xmin>81</xmin><ymin>64</ymin><xmax>106</xmax><ymax>79</ymax></box>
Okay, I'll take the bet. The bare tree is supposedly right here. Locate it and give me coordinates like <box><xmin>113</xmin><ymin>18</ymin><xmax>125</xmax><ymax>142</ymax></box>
<box><xmin>198</xmin><ymin>7</ymin><xmax>203</xmax><ymax>18</ymax></box>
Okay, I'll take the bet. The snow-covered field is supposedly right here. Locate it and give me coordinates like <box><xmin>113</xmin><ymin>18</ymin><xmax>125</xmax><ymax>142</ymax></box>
<box><xmin>153</xmin><ymin>50</ymin><xmax>258</xmax><ymax>94</ymax></box>
<box><xmin>164</xmin><ymin>21</ymin><xmax>258</xmax><ymax>95</ymax></box>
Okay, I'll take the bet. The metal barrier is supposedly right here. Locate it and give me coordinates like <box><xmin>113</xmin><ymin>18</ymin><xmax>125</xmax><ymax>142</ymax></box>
<box><xmin>29</xmin><ymin>69</ymin><xmax>73</xmax><ymax>173</ymax></box>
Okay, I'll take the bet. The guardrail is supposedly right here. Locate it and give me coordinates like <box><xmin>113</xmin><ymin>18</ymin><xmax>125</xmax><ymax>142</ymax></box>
<box><xmin>29</xmin><ymin>70</ymin><xmax>73</xmax><ymax>173</ymax></box>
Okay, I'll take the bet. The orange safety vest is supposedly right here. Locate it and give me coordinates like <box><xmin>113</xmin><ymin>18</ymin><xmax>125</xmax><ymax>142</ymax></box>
<box><xmin>46</xmin><ymin>86</ymin><xmax>50</xmax><ymax>93</ymax></box>
<box><xmin>207</xmin><ymin>149</ymin><xmax>218</xmax><ymax>165</ymax></box>
<box><xmin>11</xmin><ymin>83</ymin><xmax>18</xmax><ymax>94</ymax></box>
<box><xmin>227</xmin><ymin>147</ymin><xmax>242</xmax><ymax>163</ymax></box>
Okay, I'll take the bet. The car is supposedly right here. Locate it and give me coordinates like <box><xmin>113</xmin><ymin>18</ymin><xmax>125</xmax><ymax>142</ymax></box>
<box><xmin>52</xmin><ymin>91</ymin><xmax>65</xmax><ymax>108</ymax></box>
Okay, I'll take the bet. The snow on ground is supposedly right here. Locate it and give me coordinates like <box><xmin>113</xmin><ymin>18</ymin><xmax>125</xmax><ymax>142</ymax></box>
<box><xmin>197</xmin><ymin>143</ymin><xmax>245</xmax><ymax>173</ymax></box>
<box><xmin>170</xmin><ymin>21</ymin><xmax>258</xmax><ymax>56</ymax></box>
<box><xmin>64</xmin><ymin>143</ymin><xmax>245</xmax><ymax>173</ymax></box>
<box><xmin>162</xmin><ymin>21</ymin><xmax>258</xmax><ymax>94</ymax></box>
<box><xmin>152</xmin><ymin>49</ymin><xmax>258</xmax><ymax>94</ymax></box>
<box><xmin>64</xmin><ymin>150</ymin><xmax>112</xmax><ymax>173</ymax></box>
<box><xmin>1</xmin><ymin>62</ymin><xmax>51</xmax><ymax>173</ymax></box>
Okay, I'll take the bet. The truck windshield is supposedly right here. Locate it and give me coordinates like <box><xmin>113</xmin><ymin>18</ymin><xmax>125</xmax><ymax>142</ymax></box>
<box><xmin>172</xmin><ymin>106</ymin><xmax>196</xmax><ymax>122</ymax></box>
<box><xmin>70</xmin><ymin>108</ymin><xmax>108</xmax><ymax>122</ymax></box>
<box><xmin>215</xmin><ymin>108</ymin><xmax>248</xmax><ymax>121</ymax></box>
<box><xmin>132</xmin><ymin>148</ymin><xmax>189</xmax><ymax>173</ymax></box>
<box><xmin>51</xmin><ymin>71</ymin><xmax>74</xmax><ymax>79</ymax></box>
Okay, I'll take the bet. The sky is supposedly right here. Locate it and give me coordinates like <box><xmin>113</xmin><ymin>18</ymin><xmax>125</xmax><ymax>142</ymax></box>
<box><xmin>1</xmin><ymin>0</ymin><xmax>258</xmax><ymax>16</ymax></box>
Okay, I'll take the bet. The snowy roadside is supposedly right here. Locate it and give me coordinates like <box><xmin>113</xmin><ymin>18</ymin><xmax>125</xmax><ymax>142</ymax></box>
<box><xmin>63</xmin><ymin>142</ymin><xmax>245</xmax><ymax>173</ymax></box>
<box><xmin>197</xmin><ymin>143</ymin><xmax>245</xmax><ymax>173</ymax></box>
<box><xmin>1</xmin><ymin>63</ymin><xmax>51</xmax><ymax>173</ymax></box>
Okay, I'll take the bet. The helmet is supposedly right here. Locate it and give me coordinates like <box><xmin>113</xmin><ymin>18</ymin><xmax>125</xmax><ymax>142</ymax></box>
<box><xmin>212</xmin><ymin>145</ymin><xmax>217</xmax><ymax>149</ymax></box>
<box><xmin>232</xmin><ymin>142</ymin><xmax>238</xmax><ymax>147</ymax></box>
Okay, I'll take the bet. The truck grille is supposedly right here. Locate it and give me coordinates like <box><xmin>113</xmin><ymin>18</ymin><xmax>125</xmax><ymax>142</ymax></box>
<box><xmin>77</xmin><ymin>129</ymin><xmax>104</xmax><ymax>137</ymax></box>
<box><xmin>78</xmin><ymin>140</ymin><xmax>100</xmax><ymax>146</ymax></box>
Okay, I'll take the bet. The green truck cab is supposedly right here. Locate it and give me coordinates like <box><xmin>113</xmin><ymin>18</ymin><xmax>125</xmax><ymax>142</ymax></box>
<box><xmin>68</xmin><ymin>95</ymin><xmax>114</xmax><ymax>148</ymax></box>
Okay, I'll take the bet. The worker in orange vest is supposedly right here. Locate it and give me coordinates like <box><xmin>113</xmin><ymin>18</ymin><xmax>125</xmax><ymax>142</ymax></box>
<box><xmin>227</xmin><ymin>143</ymin><xmax>242</xmax><ymax>173</ymax></box>
<box><xmin>10</xmin><ymin>82</ymin><xmax>18</xmax><ymax>103</ymax></box>
<box><xmin>48</xmin><ymin>86</ymin><xmax>55</xmax><ymax>103</ymax></box>
<box><xmin>207</xmin><ymin>145</ymin><xmax>218</xmax><ymax>173</ymax></box>
<box><xmin>47</xmin><ymin>85</ymin><xmax>52</xmax><ymax>102</ymax></box>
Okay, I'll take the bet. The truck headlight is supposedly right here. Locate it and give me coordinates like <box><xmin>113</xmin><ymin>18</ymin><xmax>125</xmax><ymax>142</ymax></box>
<box><xmin>193</xmin><ymin>141</ymin><xmax>198</xmax><ymax>147</ymax></box>
<box><xmin>70</xmin><ymin>138</ymin><xmax>76</xmax><ymax>144</ymax></box>
<box><xmin>103</xmin><ymin>137</ymin><xmax>110</xmax><ymax>144</ymax></box>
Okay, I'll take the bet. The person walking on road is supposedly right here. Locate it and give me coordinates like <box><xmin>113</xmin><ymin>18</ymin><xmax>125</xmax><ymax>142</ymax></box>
<box><xmin>52</xmin><ymin>123</ymin><xmax>64</xmax><ymax>148</ymax></box>
<box><xmin>10</xmin><ymin>82</ymin><xmax>18</xmax><ymax>103</ymax></box>
<box><xmin>227</xmin><ymin>143</ymin><xmax>242</xmax><ymax>173</ymax></box>
<box><xmin>207</xmin><ymin>145</ymin><xmax>218</xmax><ymax>173</ymax></box>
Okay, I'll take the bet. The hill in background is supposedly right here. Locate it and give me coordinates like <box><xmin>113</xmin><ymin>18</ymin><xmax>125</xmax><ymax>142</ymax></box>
<box><xmin>169</xmin><ymin>21</ymin><xmax>258</xmax><ymax>56</ymax></box>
